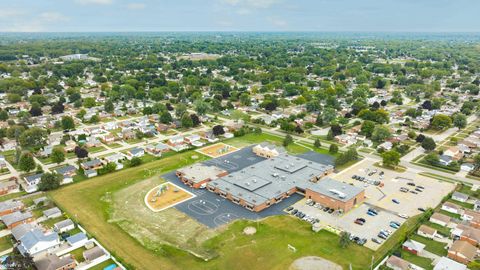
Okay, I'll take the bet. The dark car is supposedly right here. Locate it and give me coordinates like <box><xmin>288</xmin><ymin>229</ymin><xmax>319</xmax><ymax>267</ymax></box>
<box><xmin>418</xmin><ymin>207</ymin><xmax>426</xmax><ymax>212</ymax></box>
<box><xmin>291</xmin><ymin>209</ymin><xmax>298</xmax><ymax>215</ymax></box>
<box><xmin>354</xmin><ymin>218</ymin><xmax>365</xmax><ymax>225</ymax></box>
<box><xmin>417</xmin><ymin>186</ymin><xmax>425</xmax><ymax>189</ymax></box>
<box><xmin>378</xmin><ymin>233</ymin><xmax>387</xmax><ymax>240</ymax></box>
<box><xmin>371</xmin><ymin>238</ymin><xmax>382</xmax><ymax>244</ymax></box>
<box><xmin>328</xmin><ymin>208</ymin><xmax>334</xmax><ymax>214</ymax></box>
<box><xmin>323</xmin><ymin>207</ymin><xmax>330</xmax><ymax>212</ymax></box>
<box><xmin>410</xmin><ymin>191</ymin><xmax>418</xmax><ymax>194</ymax></box>
<box><xmin>415</xmin><ymin>188</ymin><xmax>423</xmax><ymax>192</ymax></box>
<box><xmin>286</xmin><ymin>206</ymin><xmax>294</xmax><ymax>212</ymax></box>
<box><xmin>407</xmin><ymin>182</ymin><xmax>416</xmax><ymax>186</ymax></box>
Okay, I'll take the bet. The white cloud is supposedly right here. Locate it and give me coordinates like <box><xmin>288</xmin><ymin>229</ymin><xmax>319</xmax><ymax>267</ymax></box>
<box><xmin>0</xmin><ymin>10</ymin><xmax>69</xmax><ymax>32</ymax></box>
<box><xmin>267</xmin><ymin>16</ymin><xmax>287</xmax><ymax>27</ymax></box>
<box><xmin>39</xmin><ymin>12</ymin><xmax>69</xmax><ymax>22</ymax></box>
<box><xmin>75</xmin><ymin>0</ymin><xmax>113</xmax><ymax>5</ymax></box>
<box><xmin>220</xmin><ymin>0</ymin><xmax>280</xmax><ymax>8</ymax></box>
<box><xmin>127</xmin><ymin>3</ymin><xmax>146</xmax><ymax>10</ymax></box>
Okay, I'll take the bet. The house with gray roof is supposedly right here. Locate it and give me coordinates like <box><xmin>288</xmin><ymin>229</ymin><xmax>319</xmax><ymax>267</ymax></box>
<box><xmin>452</xmin><ymin>192</ymin><xmax>469</xmax><ymax>203</ymax></box>
<box><xmin>23</xmin><ymin>173</ymin><xmax>43</xmax><ymax>193</ymax></box>
<box><xmin>66</xmin><ymin>232</ymin><xmax>88</xmax><ymax>247</ymax></box>
<box><xmin>11</xmin><ymin>223</ymin><xmax>34</xmax><ymax>241</ymax></box>
<box><xmin>43</xmin><ymin>207</ymin><xmax>62</xmax><ymax>219</ymax></box>
<box><xmin>17</xmin><ymin>228</ymin><xmax>60</xmax><ymax>256</ymax></box>
<box><xmin>1</xmin><ymin>211</ymin><xmax>33</xmax><ymax>228</ymax></box>
<box><xmin>53</xmin><ymin>219</ymin><xmax>75</xmax><ymax>233</ymax></box>
<box><xmin>83</xmin><ymin>246</ymin><xmax>108</xmax><ymax>262</ymax></box>
<box><xmin>0</xmin><ymin>200</ymin><xmax>23</xmax><ymax>216</ymax></box>
<box><xmin>34</xmin><ymin>254</ymin><xmax>76</xmax><ymax>270</ymax></box>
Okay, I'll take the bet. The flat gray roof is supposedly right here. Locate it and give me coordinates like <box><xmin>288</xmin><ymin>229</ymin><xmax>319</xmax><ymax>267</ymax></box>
<box><xmin>207</xmin><ymin>153</ymin><xmax>337</xmax><ymax>205</ymax></box>
<box><xmin>305</xmin><ymin>178</ymin><xmax>364</xmax><ymax>202</ymax></box>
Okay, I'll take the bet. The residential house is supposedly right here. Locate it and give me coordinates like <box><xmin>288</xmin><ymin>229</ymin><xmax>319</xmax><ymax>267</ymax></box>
<box><xmin>156</xmin><ymin>123</ymin><xmax>169</xmax><ymax>133</ymax></box>
<box><xmin>64</xmin><ymin>140</ymin><xmax>77</xmax><ymax>152</ymax></box>
<box><xmin>39</xmin><ymin>145</ymin><xmax>53</xmax><ymax>157</ymax></box>
<box><xmin>448</xmin><ymin>240</ymin><xmax>477</xmax><ymax>265</ymax></box>
<box><xmin>99</xmin><ymin>133</ymin><xmax>116</xmax><ymax>144</ymax></box>
<box><xmin>418</xmin><ymin>225</ymin><xmax>437</xmax><ymax>239</ymax></box>
<box><xmin>23</xmin><ymin>173</ymin><xmax>43</xmax><ymax>193</ymax></box>
<box><xmin>442</xmin><ymin>202</ymin><xmax>462</xmax><ymax>215</ymax></box>
<box><xmin>104</xmin><ymin>153</ymin><xmax>126</xmax><ymax>164</ymax></box>
<box><xmin>430</xmin><ymin>212</ymin><xmax>452</xmax><ymax>227</ymax></box>
<box><xmin>127</xmin><ymin>147</ymin><xmax>144</xmax><ymax>159</ymax></box>
<box><xmin>83</xmin><ymin>246</ymin><xmax>108</xmax><ymax>263</ymax></box>
<box><xmin>461</xmin><ymin>163</ymin><xmax>475</xmax><ymax>172</ymax></box>
<box><xmin>53</xmin><ymin>165</ymin><xmax>77</xmax><ymax>185</ymax></box>
<box><xmin>439</xmin><ymin>155</ymin><xmax>453</xmax><ymax>166</ymax></box>
<box><xmin>85</xmin><ymin>136</ymin><xmax>101</xmax><ymax>148</ymax></box>
<box><xmin>53</xmin><ymin>219</ymin><xmax>75</xmax><ymax>233</ymax></box>
<box><xmin>167</xmin><ymin>135</ymin><xmax>185</xmax><ymax>146</ymax></box>
<box><xmin>444</xmin><ymin>146</ymin><xmax>464</xmax><ymax>161</ymax></box>
<box><xmin>81</xmin><ymin>159</ymin><xmax>103</xmax><ymax>170</ymax></box>
<box><xmin>1</xmin><ymin>211</ymin><xmax>33</xmax><ymax>229</ymax></box>
<box><xmin>185</xmin><ymin>134</ymin><xmax>201</xmax><ymax>144</ymax></box>
<box><xmin>377</xmin><ymin>141</ymin><xmax>393</xmax><ymax>151</ymax></box>
<box><xmin>463</xmin><ymin>209</ymin><xmax>480</xmax><ymax>228</ymax></box>
<box><xmin>0</xmin><ymin>180</ymin><xmax>19</xmax><ymax>196</ymax></box>
<box><xmin>433</xmin><ymin>257</ymin><xmax>466</xmax><ymax>270</ymax></box>
<box><xmin>402</xmin><ymin>239</ymin><xmax>425</xmax><ymax>255</ymax></box>
<box><xmin>84</xmin><ymin>169</ymin><xmax>97</xmax><ymax>178</ymax></box>
<box><xmin>0</xmin><ymin>200</ymin><xmax>24</xmax><ymax>216</ymax></box>
<box><xmin>66</xmin><ymin>232</ymin><xmax>88</xmax><ymax>247</ymax></box>
<box><xmin>43</xmin><ymin>207</ymin><xmax>62</xmax><ymax>219</ymax></box>
<box><xmin>385</xmin><ymin>255</ymin><xmax>411</xmax><ymax>270</ymax></box>
<box><xmin>452</xmin><ymin>192</ymin><xmax>469</xmax><ymax>203</ymax></box>
<box><xmin>451</xmin><ymin>224</ymin><xmax>480</xmax><ymax>246</ymax></box>
<box><xmin>122</xmin><ymin>129</ymin><xmax>135</xmax><ymax>140</ymax></box>
<box><xmin>11</xmin><ymin>223</ymin><xmax>33</xmax><ymax>241</ymax></box>
<box><xmin>145</xmin><ymin>143</ymin><xmax>170</xmax><ymax>156</ymax></box>
<box><xmin>34</xmin><ymin>254</ymin><xmax>76</xmax><ymax>270</ymax></box>
<box><xmin>17</xmin><ymin>228</ymin><xmax>60</xmax><ymax>256</ymax></box>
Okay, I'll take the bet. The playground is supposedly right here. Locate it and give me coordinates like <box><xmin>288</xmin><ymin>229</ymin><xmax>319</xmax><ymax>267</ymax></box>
<box><xmin>196</xmin><ymin>143</ymin><xmax>238</xmax><ymax>158</ymax></box>
<box><xmin>145</xmin><ymin>182</ymin><xmax>195</xmax><ymax>212</ymax></box>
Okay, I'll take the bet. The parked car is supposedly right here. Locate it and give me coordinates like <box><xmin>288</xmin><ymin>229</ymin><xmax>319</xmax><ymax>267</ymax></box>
<box><xmin>418</xmin><ymin>207</ymin><xmax>426</xmax><ymax>212</ymax></box>
<box><xmin>323</xmin><ymin>207</ymin><xmax>330</xmax><ymax>212</ymax></box>
<box><xmin>371</xmin><ymin>238</ymin><xmax>382</xmax><ymax>244</ymax></box>
<box><xmin>392</xmin><ymin>199</ymin><xmax>400</xmax><ymax>204</ymax></box>
<box><xmin>328</xmin><ymin>208</ymin><xmax>334</xmax><ymax>214</ymax></box>
<box><xmin>368</xmin><ymin>208</ymin><xmax>378</xmax><ymax>215</ymax></box>
<box><xmin>354</xmin><ymin>218</ymin><xmax>365</xmax><ymax>225</ymax></box>
<box><xmin>415</xmin><ymin>188</ymin><xmax>423</xmax><ymax>192</ymax></box>
<box><xmin>407</xmin><ymin>182</ymin><xmax>415</xmax><ymax>186</ymax></box>
<box><xmin>286</xmin><ymin>206</ymin><xmax>294</xmax><ymax>212</ymax></box>
<box><xmin>390</xmin><ymin>222</ymin><xmax>400</xmax><ymax>229</ymax></box>
<box><xmin>410</xmin><ymin>191</ymin><xmax>418</xmax><ymax>194</ymax></box>
<box><xmin>291</xmin><ymin>209</ymin><xmax>298</xmax><ymax>215</ymax></box>
<box><xmin>378</xmin><ymin>233</ymin><xmax>387</xmax><ymax>240</ymax></box>
<box><xmin>398</xmin><ymin>213</ymin><xmax>409</xmax><ymax>219</ymax></box>
<box><xmin>400</xmin><ymin>187</ymin><xmax>409</xmax><ymax>193</ymax></box>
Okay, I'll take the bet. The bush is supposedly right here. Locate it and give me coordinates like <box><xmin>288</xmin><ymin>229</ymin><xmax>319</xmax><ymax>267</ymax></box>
<box><xmin>130</xmin><ymin>157</ymin><xmax>142</xmax><ymax>167</ymax></box>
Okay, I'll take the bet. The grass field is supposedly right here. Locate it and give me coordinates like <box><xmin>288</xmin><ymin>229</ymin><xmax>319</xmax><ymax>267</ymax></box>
<box><xmin>0</xmin><ymin>236</ymin><xmax>12</xmax><ymax>251</ymax></box>
<box><xmin>410</xmin><ymin>234</ymin><xmax>447</xmax><ymax>256</ymax></box>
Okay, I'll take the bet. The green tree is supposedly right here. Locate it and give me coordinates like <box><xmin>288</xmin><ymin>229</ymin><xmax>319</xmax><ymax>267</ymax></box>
<box><xmin>38</xmin><ymin>173</ymin><xmax>62</xmax><ymax>191</ymax></box>
<box><xmin>453</xmin><ymin>113</ymin><xmax>467</xmax><ymax>129</ymax></box>
<box><xmin>424</xmin><ymin>152</ymin><xmax>440</xmax><ymax>165</ymax></box>
<box><xmin>61</xmin><ymin>116</ymin><xmax>75</xmax><ymax>130</ymax></box>
<box><xmin>130</xmin><ymin>157</ymin><xmax>142</xmax><ymax>167</ymax></box>
<box><xmin>421</xmin><ymin>137</ymin><xmax>436</xmax><ymax>151</ymax></box>
<box><xmin>329</xmin><ymin>144</ymin><xmax>339</xmax><ymax>154</ymax></box>
<box><xmin>0</xmin><ymin>110</ymin><xmax>9</xmax><ymax>121</ymax></box>
<box><xmin>283</xmin><ymin>135</ymin><xmax>293</xmax><ymax>147</ymax></box>
<box><xmin>371</xmin><ymin>125</ymin><xmax>392</xmax><ymax>143</ymax></box>
<box><xmin>175</xmin><ymin>103</ymin><xmax>188</xmax><ymax>118</ymax></box>
<box><xmin>339</xmin><ymin>231</ymin><xmax>351</xmax><ymax>248</ymax></box>
<box><xmin>360</xmin><ymin>120</ymin><xmax>375</xmax><ymax>137</ymax></box>
<box><xmin>381</xmin><ymin>150</ymin><xmax>401</xmax><ymax>168</ymax></box>
<box><xmin>431</xmin><ymin>114</ymin><xmax>452</xmax><ymax>130</ymax></box>
<box><xmin>104</xmin><ymin>99</ymin><xmax>114</xmax><ymax>113</ymax></box>
<box><xmin>19</xmin><ymin>153</ymin><xmax>36</xmax><ymax>172</ymax></box>
<box><xmin>314</xmin><ymin>138</ymin><xmax>321</xmax><ymax>148</ymax></box>
<box><xmin>83</xmin><ymin>97</ymin><xmax>96</xmax><ymax>108</ymax></box>
<box><xmin>51</xmin><ymin>147</ymin><xmax>65</xmax><ymax>164</ymax></box>
<box><xmin>181</xmin><ymin>113</ymin><xmax>193</xmax><ymax>128</ymax></box>
<box><xmin>19</xmin><ymin>128</ymin><xmax>47</xmax><ymax>149</ymax></box>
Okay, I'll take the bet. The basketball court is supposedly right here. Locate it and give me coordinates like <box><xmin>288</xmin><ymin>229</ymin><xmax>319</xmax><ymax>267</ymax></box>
<box><xmin>145</xmin><ymin>182</ymin><xmax>195</xmax><ymax>212</ymax></box>
<box><xmin>196</xmin><ymin>142</ymin><xmax>239</xmax><ymax>158</ymax></box>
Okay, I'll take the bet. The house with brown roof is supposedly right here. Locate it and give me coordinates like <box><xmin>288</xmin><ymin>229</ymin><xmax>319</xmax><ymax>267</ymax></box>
<box><xmin>430</xmin><ymin>212</ymin><xmax>452</xmax><ymax>227</ymax></box>
<box><xmin>452</xmin><ymin>224</ymin><xmax>480</xmax><ymax>246</ymax></box>
<box><xmin>442</xmin><ymin>202</ymin><xmax>462</xmax><ymax>215</ymax></box>
<box><xmin>448</xmin><ymin>240</ymin><xmax>477</xmax><ymax>265</ymax></box>
<box><xmin>418</xmin><ymin>224</ymin><xmax>437</xmax><ymax>239</ymax></box>
<box><xmin>34</xmin><ymin>254</ymin><xmax>76</xmax><ymax>270</ymax></box>
<box><xmin>385</xmin><ymin>255</ymin><xmax>411</xmax><ymax>270</ymax></box>
<box><xmin>462</xmin><ymin>209</ymin><xmax>480</xmax><ymax>229</ymax></box>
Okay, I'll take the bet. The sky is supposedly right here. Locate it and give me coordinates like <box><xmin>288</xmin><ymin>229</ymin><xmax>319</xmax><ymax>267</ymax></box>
<box><xmin>0</xmin><ymin>0</ymin><xmax>479</xmax><ymax>32</ymax></box>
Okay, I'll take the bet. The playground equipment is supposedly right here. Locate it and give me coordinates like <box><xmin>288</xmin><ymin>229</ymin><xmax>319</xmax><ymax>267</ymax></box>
<box><xmin>154</xmin><ymin>184</ymin><xmax>169</xmax><ymax>197</ymax></box>
<box><xmin>217</xmin><ymin>145</ymin><xmax>230</xmax><ymax>154</ymax></box>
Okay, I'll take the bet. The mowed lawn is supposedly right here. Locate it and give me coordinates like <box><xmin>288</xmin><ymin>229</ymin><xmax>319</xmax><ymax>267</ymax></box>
<box><xmin>48</xmin><ymin>135</ymin><xmax>365</xmax><ymax>270</ymax></box>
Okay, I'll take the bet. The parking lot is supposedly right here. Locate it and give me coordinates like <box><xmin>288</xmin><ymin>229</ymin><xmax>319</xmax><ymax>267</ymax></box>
<box><xmin>289</xmin><ymin>158</ymin><xmax>456</xmax><ymax>250</ymax></box>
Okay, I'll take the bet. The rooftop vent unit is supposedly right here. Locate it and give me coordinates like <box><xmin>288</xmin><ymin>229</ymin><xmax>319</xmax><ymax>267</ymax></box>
<box><xmin>253</xmin><ymin>179</ymin><xmax>257</xmax><ymax>183</ymax></box>
<box><xmin>245</xmin><ymin>182</ymin><xmax>250</xmax><ymax>186</ymax></box>
<box><xmin>329</xmin><ymin>189</ymin><xmax>346</xmax><ymax>199</ymax></box>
